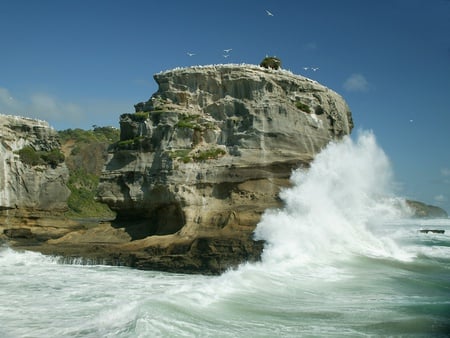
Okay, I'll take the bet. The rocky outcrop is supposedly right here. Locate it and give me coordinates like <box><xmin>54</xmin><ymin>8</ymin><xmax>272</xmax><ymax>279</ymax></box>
<box><xmin>0</xmin><ymin>114</ymin><xmax>72</xmax><ymax>242</ymax></box>
<box><xmin>91</xmin><ymin>64</ymin><xmax>354</xmax><ymax>273</ymax></box>
<box><xmin>5</xmin><ymin>66</ymin><xmax>449</xmax><ymax>275</ymax></box>
<box><xmin>0</xmin><ymin>115</ymin><xmax>70</xmax><ymax>211</ymax></box>
<box><xmin>406</xmin><ymin>200</ymin><xmax>448</xmax><ymax>218</ymax></box>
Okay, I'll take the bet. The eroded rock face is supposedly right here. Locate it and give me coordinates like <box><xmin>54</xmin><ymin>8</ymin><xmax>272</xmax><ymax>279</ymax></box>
<box><xmin>0</xmin><ymin>114</ymin><xmax>70</xmax><ymax>212</ymax></box>
<box><xmin>98</xmin><ymin>65</ymin><xmax>353</xmax><ymax>238</ymax></box>
<box><xmin>0</xmin><ymin>115</ymin><xmax>72</xmax><ymax>246</ymax></box>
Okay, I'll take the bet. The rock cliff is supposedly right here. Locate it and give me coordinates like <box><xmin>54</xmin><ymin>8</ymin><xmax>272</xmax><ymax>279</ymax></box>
<box><xmin>0</xmin><ymin>114</ymin><xmax>72</xmax><ymax>241</ymax></box>
<box><xmin>92</xmin><ymin>64</ymin><xmax>353</xmax><ymax>272</ymax></box>
<box><xmin>98</xmin><ymin>65</ymin><xmax>353</xmax><ymax>232</ymax></box>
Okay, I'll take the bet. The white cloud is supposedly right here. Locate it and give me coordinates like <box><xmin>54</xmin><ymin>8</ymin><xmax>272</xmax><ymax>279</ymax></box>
<box><xmin>0</xmin><ymin>87</ymin><xmax>20</xmax><ymax>111</ymax></box>
<box><xmin>0</xmin><ymin>87</ymin><xmax>12</xmax><ymax>102</ymax></box>
<box><xmin>30</xmin><ymin>93</ymin><xmax>60</xmax><ymax>119</ymax></box>
<box><xmin>0</xmin><ymin>87</ymin><xmax>87</xmax><ymax>126</ymax></box>
<box><xmin>0</xmin><ymin>86</ymin><xmax>132</xmax><ymax>129</ymax></box>
<box><xmin>343</xmin><ymin>73</ymin><xmax>369</xmax><ymax>92</ymax></box>
<box><xmin>441</xmin><ymin>168</ymin><xmax>450</xmax><ymax>176</ymax></box>
<box><xmin>434</xmin><ymin>194</ymin><xmax>447</xmax><ymax>203</ymax></box>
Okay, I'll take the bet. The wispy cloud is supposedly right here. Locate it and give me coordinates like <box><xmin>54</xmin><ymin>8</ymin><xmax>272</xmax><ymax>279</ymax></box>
<box><xmin>434</xmin><ymin>194</ymin><xmax>447</xmax><ymax>203</ymax></box>
<box><xmin>0</xmin><ymin>88</ymin><xmax>21</xmax><ymax>111</ymax></box>
<box><xmin>303</xmin><ymin>42</ymin><xmax>318</xmax><ymax>51</ymax></box>
<box><xmin>440</xmin><ymin>168</ymin><xmax>450</xmax><ymax>185</ymax></box>
<box><xmin>0</xmin><ymin>87</ymin><xmax>85</xmax><ymax>124</ymax></box>
<box><xmin>343</xmin><ymin>73</ymin><xmax>369</xmax><ymax>92</ymax></box>
<box><xmin>0</xmin><ymin>86</ymin><xmax>132</xmax><ymax>129</ymax></box>
<box><xmin>441</xmin><ymin>168</ymin><xmax>450</xmax><ymax>177</ymax></box>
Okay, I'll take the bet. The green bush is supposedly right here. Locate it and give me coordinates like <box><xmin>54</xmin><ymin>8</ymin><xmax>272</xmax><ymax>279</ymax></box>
<box><xmin>17</xmin><ymin>146</ymin><xmax>43</xmax><ymax>166</ymax></box>
<box><xmin>260</xmin><ymin>56</ymin><xmax>282</xmax><ymax>70</ymax></box>
<box><xmin>58</xmin><ymin>127</ymin><xmax>119</xmax><ymax>144</ymax></box>
<box><xmin>41</xmin><ymin>149</ymin><xmax>65</xmax><ymax>167</ymax></box>
<box><xmin>17</xmin><ymin>146</ymin><xmax>65</xmax><ymax>167</ymax></box>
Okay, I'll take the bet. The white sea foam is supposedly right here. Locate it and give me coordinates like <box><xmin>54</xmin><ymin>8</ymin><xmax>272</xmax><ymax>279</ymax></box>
<box><xmin>254</xmin><ymin>130</ymin><xmax>413</xmax><ymax>267</ymax></box>
<box><xmin>2</xmin><ymin>131</ymin><xmax>449</xmax><ymax>337</ymax></box>
<box><xmin>0</xmin><ymin>246</ymin><xmax>59</xmax><ymax>267</ymax></box>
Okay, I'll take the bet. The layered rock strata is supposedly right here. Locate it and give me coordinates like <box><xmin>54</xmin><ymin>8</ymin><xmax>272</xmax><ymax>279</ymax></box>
<box><xmin>0</xmin><ymin>115</ymin><xmax>72</xmax><ymax>243</ymax></box>
<box><xmin>92</xmin><ymin>64</ymin><xmax>354</xmax><ymax>272</ymax></box>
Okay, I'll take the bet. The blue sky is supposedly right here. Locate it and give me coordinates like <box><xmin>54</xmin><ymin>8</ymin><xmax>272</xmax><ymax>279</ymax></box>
<box><xmin>1</xmin><ymin>0</ymin><xmax>449</xmax><ymax>212</ymax></box>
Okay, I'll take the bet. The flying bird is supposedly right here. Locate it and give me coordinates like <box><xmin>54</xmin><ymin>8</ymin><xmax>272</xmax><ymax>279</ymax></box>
<box><xmin>224</xmin><ymin>48</ymin><xmax>232</xmax><ymax>53</ymax></box>
<box><xmin>311</xmin><ymin>67</ymin><xmax>319</xmax><ymax>71</ymax></box>
<box><xmin>186</xmin><ymin>52</ymin><xmax>195</xmax><ymax>56</ymax></box>
<box><xmin>223</xmin><ymin>54</ymin><xmax>229</xmax><ymax>58</ymax></box>
<box><xmin>303</xmin><ymin>67</ymin><xmax>309</xmax><ymax>71</ymax></box>
<box><xmin>265</xmin><ymin>9</ymin><xmax>274</xmax><ymax>16</ymax></box>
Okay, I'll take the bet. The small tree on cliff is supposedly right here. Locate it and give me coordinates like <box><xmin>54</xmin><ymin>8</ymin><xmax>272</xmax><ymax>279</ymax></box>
<box><xmin>260</xmin><ymin>56</ymin><xmax>282</xmax><ymax>70</ymax></box>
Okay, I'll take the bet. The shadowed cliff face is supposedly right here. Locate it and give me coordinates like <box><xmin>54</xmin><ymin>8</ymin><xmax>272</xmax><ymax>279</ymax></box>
<box><xmin>97</xmin><ymin>65</ymin><xmax>354</xmax><ymax>237</ymax></box>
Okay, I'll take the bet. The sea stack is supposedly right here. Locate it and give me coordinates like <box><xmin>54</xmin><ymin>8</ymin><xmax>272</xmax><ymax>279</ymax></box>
<box><xmin>95</xmin><ymin>64</ymin><xmax>354</xmax><ymax>273</ymax></box>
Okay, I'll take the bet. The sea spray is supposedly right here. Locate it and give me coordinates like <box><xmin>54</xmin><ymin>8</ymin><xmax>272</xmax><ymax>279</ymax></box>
<box><xmin>2</xmin><ymin>131</ymin><xmax>450</xmax><ymax>336</ymax></box>
<box><xmin>254</xmin><ymin>130</ymin><xmax>412</xmax><ymax>268</ymax></box>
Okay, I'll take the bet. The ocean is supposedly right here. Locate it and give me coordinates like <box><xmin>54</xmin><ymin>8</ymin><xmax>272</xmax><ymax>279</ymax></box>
<box><xmin>1</xmin><ymin>131</ymin><xmax>449</xmax><ymax>337</ymax></box>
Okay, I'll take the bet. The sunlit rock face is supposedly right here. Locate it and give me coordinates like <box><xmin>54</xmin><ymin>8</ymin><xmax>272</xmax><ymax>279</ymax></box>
<box><xmin>97</xmin><ymin>64</ymin><xmax>353</xmax><ymax>238</ymax></box>
<box><xmin>0</xmin><ymin>114</ymin><xmax>70</xmax><ymax>212</ymax></box>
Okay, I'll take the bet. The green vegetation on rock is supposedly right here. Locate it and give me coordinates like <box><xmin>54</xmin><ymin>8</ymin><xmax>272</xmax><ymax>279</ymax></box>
<box><xmin>66</xmin><ymin>169</ymin><xmax>114</xmax><ymax>218</ymax></box>
<box><xmin>58</xmin><ymin>126</ymin><xmax>119</xmax><ymax>218</ymax></box>
<box><xmin>260</xmin><ymin>56</ymin><xmax>282</xmax><ymax>70</ymax></box>
<box><xmin>168</xmin><ymin>149</ymin><xmax>192</xmax><ymax>163</ymax></box>
<box><xmin>120</xmin><ymin>112</ymin><xmax>150</xmax><ymax>122</ymax></box>
<box><xmin>176</xmin><ymin>114</ymin><xmax>201</xmax><ymax>130</ymax></box>
<box><xmin>193</xmin><ymin>148</ymin><xmax>226</xmax><ymax>162</ymax></box>
<box><xmin>116</xmin><ymin>136</ymin><xmax>149</xmax><ymax>150</ymax></box>
<box><xmin>168</xmin><ymin>147</ymin><xmax>226</xmax><ymax>163</ymax></box>
<box><xmin>134</xmin><ymin>111</ymin><xmax>150</xmax><ymax>121</ymax></box>
<box><xmin>295</xmin><ymin>101</ymin><xmax>311</xmax><ymax>113</ymax></box>
<box><xmin>59</xmin><ymin>126</ymin><xmax>119</xmax><ymax>144</ymax></box>
<box><xmin>17</xmin><ymin>146</ymin><xmax>65</xmax><ymax>168</ymax></box>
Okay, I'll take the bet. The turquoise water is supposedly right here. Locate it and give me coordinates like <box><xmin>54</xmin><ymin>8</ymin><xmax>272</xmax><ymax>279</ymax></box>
<box><xmin>1</xmin><ymin>220</ymin><xmax>449</xmax><ymax>337</ymax></box>
<box><xmin>1</xmin><ymin>132</ymin><xmax>449</xmax><ymax>337</ymax></box>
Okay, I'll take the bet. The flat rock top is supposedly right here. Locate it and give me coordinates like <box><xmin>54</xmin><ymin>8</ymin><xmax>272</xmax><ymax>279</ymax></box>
<box><xmin>155</xmin><ymin>63</ymin><xmax>329</xmax><ymax>91</ymax></box>
<box><xmin>0</xmin><ymin>114</ymin><xmax>51</xmax><ymax>129</ymax></box>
